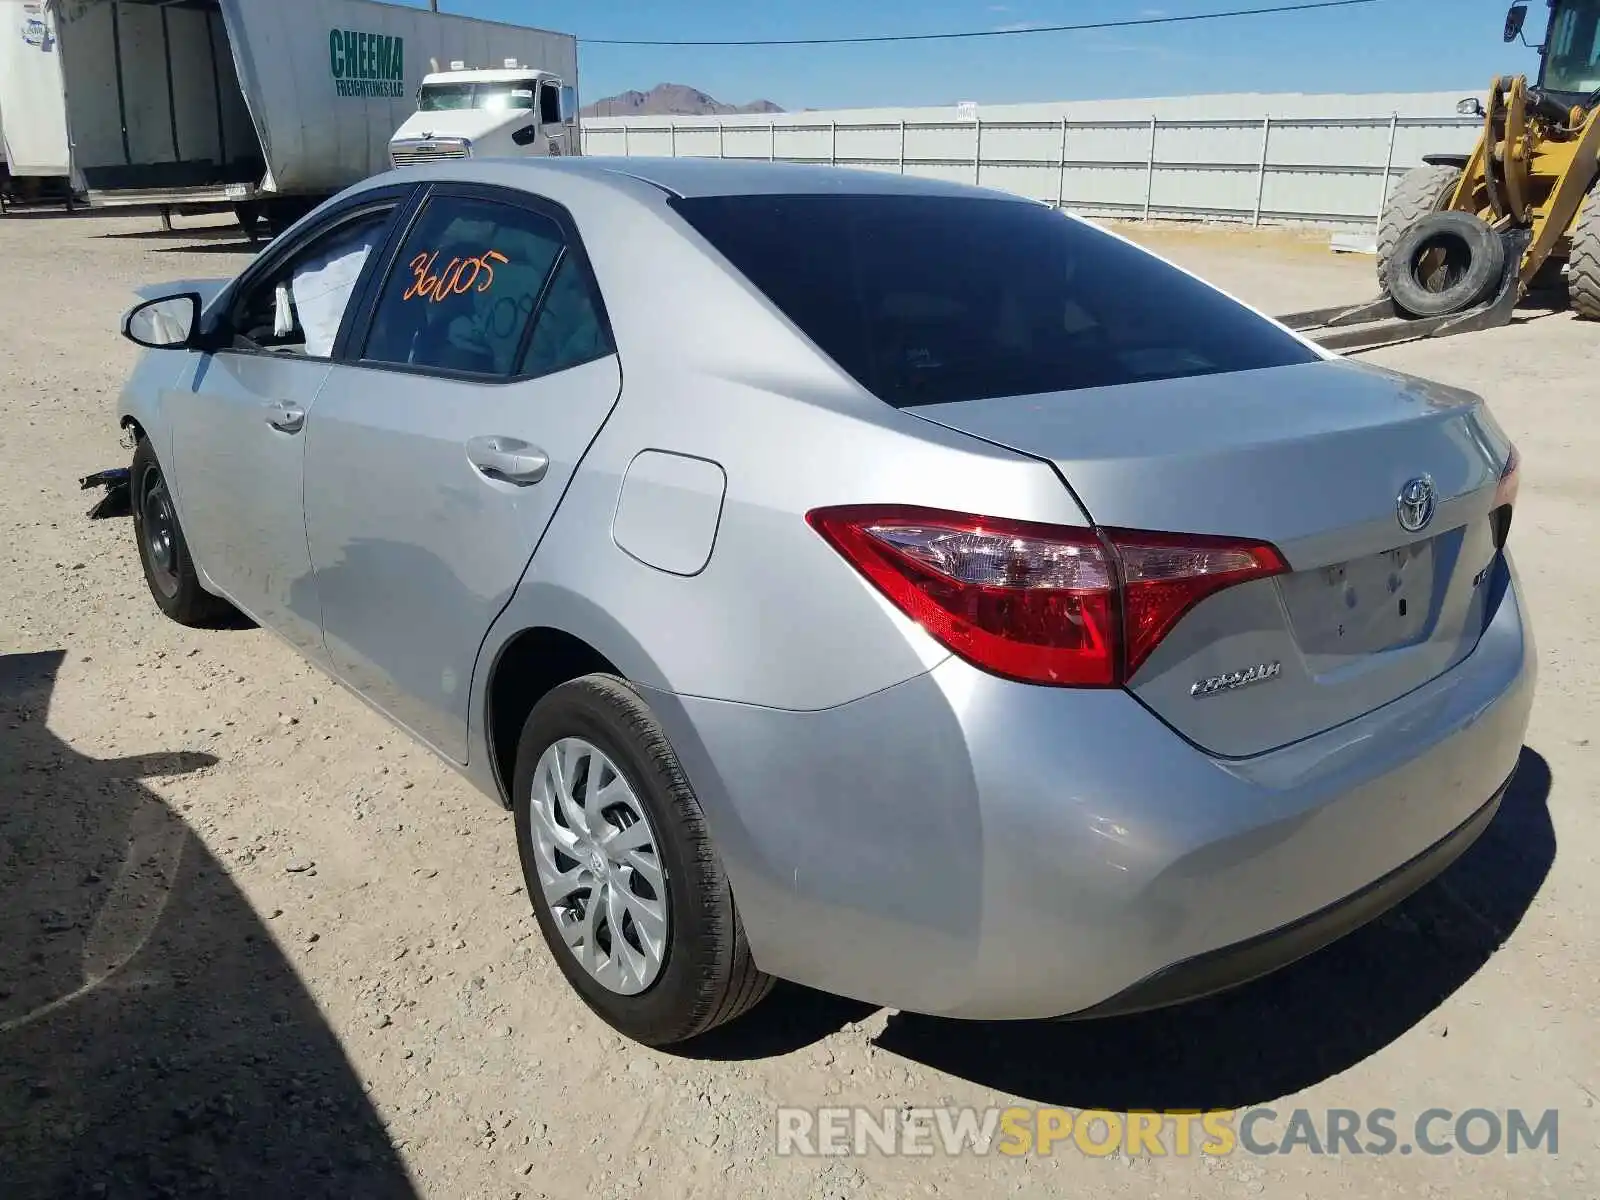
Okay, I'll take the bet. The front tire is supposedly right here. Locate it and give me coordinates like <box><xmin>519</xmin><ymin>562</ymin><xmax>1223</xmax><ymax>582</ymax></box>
<box><xmin>1567</xmin><ymin>189</ymin><xmax>1600</xmax><ymax>320</ymax></box>
<box><xmin>512</xmin><ymin>675</ymin><xmax>773</xmax><ymax>1046</ymax></box>
<box><xmin>130</xmin><ymin>438</ymin><xmax>233</xmax><ymax>626</ymax></box>
<box><xmin>1378</xmin><ymin>164</ymin><xmax>1463</xmax><ymax>293</ymax></box>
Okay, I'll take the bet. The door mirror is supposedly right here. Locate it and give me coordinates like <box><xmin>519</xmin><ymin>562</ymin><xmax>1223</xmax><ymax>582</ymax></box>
<box><xmin>122</xmin><ymin>292</ymin><xmax>201</xmax><ymax>350</ymax></box>
<box><xmin>511</xmin><ymin>123</ymin><xmax>540</xmax><ymax>147</ymax></box>
<box><xmin>559</xmin><ymin>85</ymin><xmax>578</xmax><ymax>125</ymax></box>
<box><xmin>1503</xmin><ymin>3</ymin><xmax>1527</xmax><ymax>43</ymax></box>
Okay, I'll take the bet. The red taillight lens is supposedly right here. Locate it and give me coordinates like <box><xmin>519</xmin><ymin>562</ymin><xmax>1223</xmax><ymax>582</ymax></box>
<box><xmin>1110</xmin><ymin>530</ymin><xmax>1289</xmax><ymax>677</ymax></box>
<box><xmin>807</xmin><ymin>505</ymin><xmax>1286</xmax><ymax>688</ymax></box>
<box><xmin>1491</xmin><ymin>443</ymin><xmax>1520</xmax><ymax>548</ymax></box>
<box><xmin>806</xmin><ymin>505</ymin><xmax>1119</xmax><ymax>685</ymax></box>
<box><xmin>1494</xmin><ymin>443</ymin><xmax>1520</xmax><ymax>512</ymax></box>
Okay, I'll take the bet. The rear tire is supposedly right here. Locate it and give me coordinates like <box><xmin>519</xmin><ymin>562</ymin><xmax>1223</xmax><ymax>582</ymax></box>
<box><xmin>1378</xmin><ymin>164</ymin><xmax>1463</xmax><ymax>292</ymax></box>
<box><xmin>262</xmin><ymin>197</ymin><xmax>316</xmax><ymax>239</ymax></box>
<box><xmin>1567</xmin><ymin>189</ymin><xmax>1600</xmax><ymax>320</ymax></box>
<box><xmin>233</xmin><ymin>201</ymin><xmax>264</xmax><ymax>242</ymax></box>
<box><xmin>512</xmin><ymin>675</ymin><xmax>773</xmax><ymax>1047</ymax></box>
<box><xmin>130</xmin><ymin>438</ymin><xmax>233</xmax><ymax>627</ymax></box>
<box><xmin>1383</xmin><ymin>210</ymin><xmax>1505</xmax><ymax>319</ymax></box>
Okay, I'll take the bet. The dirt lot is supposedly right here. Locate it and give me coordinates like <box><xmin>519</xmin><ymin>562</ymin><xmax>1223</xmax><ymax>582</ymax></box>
<box><xmin>1</xmin><ymin>209</ymin><xmax>1594</xmax><ymax>1199</ymax></box>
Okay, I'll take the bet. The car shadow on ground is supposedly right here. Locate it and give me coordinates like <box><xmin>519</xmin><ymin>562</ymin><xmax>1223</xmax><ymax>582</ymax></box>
<box><xmin>0</xmin><ymin>207</ymin><xmax>115</xmax><ymax>221</ymax></box>
<box><xmin>688</xmin><ymin>747</ymin><xmax>1554</xmax><ymax>1109</ymax></box>
<box><xmin>672</xmin><ymin>982</ymin><xmax>877</xmax><ymax>1061</ymax></box>
<box><xmin>97</xmin><ymin>225</ymin><xmax>246</xmax><ymax>241</ymax></box>
<box><xmin>876</xmin><ymin>747</ymin><xmax>1555</xmax><ymax>1111</ymax></box>
<box><xmin>0</xmin><ymin>650</ymin><xmax>417</xmax><ymax>1199</ymax></box>
<box><xmin>149</xmin><ymin>241</ymin><xmax>262</xmax><ymax>257</ymax></box>
<box><xmin>92</xmin><ymin>225</ymin><xmax>261</xmax><ymax>256</ymax></box>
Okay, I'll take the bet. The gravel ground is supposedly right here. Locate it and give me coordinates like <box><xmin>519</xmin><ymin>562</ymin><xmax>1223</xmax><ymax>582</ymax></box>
<box><xmin>0</xmin><ymin>209</ymin><xmax>1594</xmax><ymax>1199</ymax></box>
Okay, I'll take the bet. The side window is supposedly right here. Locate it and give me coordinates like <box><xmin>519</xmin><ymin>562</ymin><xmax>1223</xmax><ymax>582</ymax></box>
<box><xmin>539</xmin><ymin>81</ymin><xmax>561</xmax><ymax>126</ymax></box>
<box><xmin>363</xmin><ymin>197</ymin><xmax>563</xmax><ymax>376</ymax></box>
<box><xmin>228</xmin><ymin>208</ymin><xmax>392</xmax><ymax>357</ymax></box>
<box><xmin>520</xmin><ymin>254</ymin><xmax>610</xmax><ymax>377</ymax></box>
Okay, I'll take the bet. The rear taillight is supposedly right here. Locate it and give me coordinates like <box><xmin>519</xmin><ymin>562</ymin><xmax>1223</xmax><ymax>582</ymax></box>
<box><xmin>1110</xmin><ymin>529</ymin><xmax>1289</xmax><ymax>678</ymax></box>
<box><xmin>1492</xmin><ymin>443</ymin><xmax>1519</xmax><ymax>547</ymax></box>
<box><xmin>806</xmin><ymin>505</ymin><xmax>1286</xmax><ymax>687</ymax></box>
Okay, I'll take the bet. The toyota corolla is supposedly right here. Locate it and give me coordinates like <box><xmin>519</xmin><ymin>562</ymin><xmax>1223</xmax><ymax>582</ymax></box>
<box><xmin>113</xmin><ymin>158</ymin><xmax>1534</xmax><ymax>1046</ymax></box>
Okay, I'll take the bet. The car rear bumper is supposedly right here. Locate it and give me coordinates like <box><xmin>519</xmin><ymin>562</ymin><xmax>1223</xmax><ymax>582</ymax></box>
<box><xmin>1068</xmin><ymin>775</ymin><xmax>1508</xmax><ymax>1019</ymax></box>
<box><xmin>641</xmin><ymin>558</ymin><xmax>1535</xmax><ymax>1020</ymax></box>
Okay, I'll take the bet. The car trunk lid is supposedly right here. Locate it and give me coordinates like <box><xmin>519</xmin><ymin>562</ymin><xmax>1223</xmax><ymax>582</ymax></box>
<box><xmin>907</xmin><ymin>358</ymin><xmax>1512</xmax><ymax>757</ymax></box>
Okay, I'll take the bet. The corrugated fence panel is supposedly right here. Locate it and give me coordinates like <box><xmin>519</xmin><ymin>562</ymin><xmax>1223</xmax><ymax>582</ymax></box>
<box><xmin>836</xmin><ymin>124</ymin><xmax>904</xmax><ymax>165</ymax></box>
<box><xmin>1061</xmin><ymin>165</ymin><xmax>1149</xmax><ymax>211</ymax></box>
<box><xmin>1261</xmin><ymin>170</ymin><xmax>1384</xmax><ymax>222</ymax></box>
<box><xmin>776</xmin><ymin>126</ymin><xmax>836</xmax><ymax>162</ymax></box>
<box><xmin>1062</xmin><ymin>122</ymin><xmax>1149</xmax><ymax>165</ymax></box>
<box><xmin>1390</xmin><ymin>119</ymin><xmax>1480</xmax><ymax>164</ymax></box>
<box><xmin>579</xmin><ymin>92</ymin><xmax>1482</xmax><ymax>228</ymax></box>
<box><xmin>721</xmin><ymin>124</ymin><xmax>772</xmax><ymax>159</ymax></box>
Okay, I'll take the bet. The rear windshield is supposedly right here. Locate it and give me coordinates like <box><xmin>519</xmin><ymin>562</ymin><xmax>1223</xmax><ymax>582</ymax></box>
<box><xmin>670</xmin><ymin>194</ymin><xmax>1317</xmax><ymax>408</ymax></box>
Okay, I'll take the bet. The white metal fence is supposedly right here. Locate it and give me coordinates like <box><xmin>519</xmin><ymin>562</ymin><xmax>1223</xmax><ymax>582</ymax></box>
<box><xmin>581</xmin><ymin>112</ymin><xmax>1481</xmax><ymax>229</ymax></box>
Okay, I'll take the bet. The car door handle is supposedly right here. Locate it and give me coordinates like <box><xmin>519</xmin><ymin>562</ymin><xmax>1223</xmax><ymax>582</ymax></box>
<box><xmin>264</xmin><ymin>400</ymin><xmax>305</xmax><ymax>433</ymax></box>
<box><xmin>465</xmin><ymin>435</ymin><xmax>549</xmax><ymax>485</ymax></box>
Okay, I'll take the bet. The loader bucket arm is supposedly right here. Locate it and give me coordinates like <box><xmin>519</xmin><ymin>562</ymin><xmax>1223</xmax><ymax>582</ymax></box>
<box><xmin>1447</xmin><ymin>75</ymin><xmax>1600</xmax><ymax>292</ymax></box>
<box><xmin>1518</xmin><ymin>103</ymin><xmax>1600</xmax><ymax>288</ymax></box>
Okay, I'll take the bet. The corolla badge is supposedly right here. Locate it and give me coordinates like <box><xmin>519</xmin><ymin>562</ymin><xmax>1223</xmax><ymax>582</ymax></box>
<box><xmin>1190</xmin><ymin>661</ymin><xmax>1282</xmax><ymax>699</ymax></box>
<box><xmin>22</xmin><ymin>17</ymin><xmax>53</xmax><ymax>49</ymax></box>
<box><xmin>1397</xmin><ymin>475</ymin><xmax>1437</xmax><ymax>533</ymax></box>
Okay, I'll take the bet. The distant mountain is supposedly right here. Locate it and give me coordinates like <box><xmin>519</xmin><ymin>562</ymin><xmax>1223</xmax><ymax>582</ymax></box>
<box><xmin>581</xmin><ymin>83</ymin><xmax>784</xmax><ymax>118</ymax></box>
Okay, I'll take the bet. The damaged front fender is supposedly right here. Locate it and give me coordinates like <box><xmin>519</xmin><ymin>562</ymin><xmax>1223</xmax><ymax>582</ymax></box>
<box><xmin>79</xmin><ymin>467</ymin><xmax>130</xmax><ymax>519</ymax></box>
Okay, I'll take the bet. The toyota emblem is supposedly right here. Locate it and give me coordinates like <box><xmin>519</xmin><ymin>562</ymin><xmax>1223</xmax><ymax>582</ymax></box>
<box><xmin>1396</xmin><ymin>475</ymin><xmax>1437</xmax><ymax>533</ymax></box>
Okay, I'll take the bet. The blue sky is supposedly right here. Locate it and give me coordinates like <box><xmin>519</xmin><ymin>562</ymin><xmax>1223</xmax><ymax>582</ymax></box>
<box><xmin>412</xmin><ymin>1</ymin><xmax>1549</xmax><ymax>110</ymax></box>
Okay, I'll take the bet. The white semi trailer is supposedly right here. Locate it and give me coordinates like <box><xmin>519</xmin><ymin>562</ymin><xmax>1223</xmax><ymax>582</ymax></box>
<box><xmin>45</xmin><ymin>0</ymin><xmax>577</xmax><ymax>232</ymax></box>
<box><xmin>0</xmin><ymin>0</ymin><xmax>75</xmax><ymax>210</ymax></box>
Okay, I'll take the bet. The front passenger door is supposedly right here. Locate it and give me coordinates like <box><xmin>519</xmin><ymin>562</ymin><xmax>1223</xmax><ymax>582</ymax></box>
<box><xmin>303</xmin><ymin>185</ymin><xmax>622</xmax><ymax>761</ymax></box>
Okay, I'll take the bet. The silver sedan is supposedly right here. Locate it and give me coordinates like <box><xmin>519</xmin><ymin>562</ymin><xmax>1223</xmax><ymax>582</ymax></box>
<box><xmin>115</xmin><ymin>158</ymin><xmax>1534</xmax><ymax>1046</ymax></box>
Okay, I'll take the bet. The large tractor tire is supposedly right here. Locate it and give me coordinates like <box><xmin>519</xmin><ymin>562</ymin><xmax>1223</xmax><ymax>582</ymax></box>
<box><xmin>1567</xmin><ymin>190</ymin><xmax>1600</xmax><ymax>320</ymax></box>
<box><xmin>1378</xmin><ymin>164</ymin><xmax>1464</xmax><ymax>292</ymax></box>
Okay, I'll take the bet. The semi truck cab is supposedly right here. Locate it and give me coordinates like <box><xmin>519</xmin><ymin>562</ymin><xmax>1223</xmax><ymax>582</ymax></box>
<box><xmin>390</xmin><ymin>66</ymin><xmax>578</xmax><ymax>168</ymax></box>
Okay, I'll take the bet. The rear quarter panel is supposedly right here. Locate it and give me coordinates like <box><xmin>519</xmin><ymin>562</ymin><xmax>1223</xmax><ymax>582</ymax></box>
<box><xmin>494</xmin><ymin>374</ymin><xmax>1087</xmax><ymax>711</ymax></box>
<box><xmin>474</xmin><ymin>173</ymin><xmax>1093</xmax><ymax>713</ymax></box>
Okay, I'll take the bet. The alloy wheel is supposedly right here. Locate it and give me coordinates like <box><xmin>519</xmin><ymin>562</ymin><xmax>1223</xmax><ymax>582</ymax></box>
<box><xmin>528</xmin><ymin>737</ymin><xmax>669</xmax><ymax>995</ymax></box>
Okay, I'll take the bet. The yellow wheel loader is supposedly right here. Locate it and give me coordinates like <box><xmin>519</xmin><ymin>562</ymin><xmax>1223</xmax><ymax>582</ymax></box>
<box><xmin>1283</xmin><ymin>0</ymin><xmax>1600</xmax><ymax>351</ymax></box>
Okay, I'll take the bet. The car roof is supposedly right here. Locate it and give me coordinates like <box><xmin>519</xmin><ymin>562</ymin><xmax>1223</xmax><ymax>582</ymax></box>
<box><xmin>376</xmin><ymin>155</ymin><xmax>1036</xmax><ymax>203</ymax></box>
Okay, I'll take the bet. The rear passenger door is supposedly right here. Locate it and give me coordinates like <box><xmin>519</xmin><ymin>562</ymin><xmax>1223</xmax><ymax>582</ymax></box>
<box><xmin>302</xmin><ymin>184</ymin><xmax>621</xmax><ymax>763</ymax></box>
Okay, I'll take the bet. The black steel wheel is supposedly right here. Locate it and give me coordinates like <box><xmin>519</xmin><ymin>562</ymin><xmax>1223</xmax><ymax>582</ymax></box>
<box><xmin>130</xmin><ymin>437</ymin><xmax>234</xmax><ymax>626</ymax></box>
